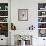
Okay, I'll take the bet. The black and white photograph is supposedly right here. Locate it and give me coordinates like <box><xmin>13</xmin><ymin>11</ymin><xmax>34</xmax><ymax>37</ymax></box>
<box><xmin>18</xmin><ymin>9</ymin><xmax>28</xmax><ymax>21</ymax></box>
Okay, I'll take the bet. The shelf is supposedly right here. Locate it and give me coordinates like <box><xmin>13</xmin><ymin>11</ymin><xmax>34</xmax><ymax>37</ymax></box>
<box><xmin>38</xmin><ymin>28</ymin><xmax>46</xmax><ymax>29</ymax></box>
<box><xmin>38</xmin><ymin>3</ymin><xmax>46</xmax><ymax>37</ymax></box>
<box><xmin>0</xmin><ymin>16</ymin><xmax>8</xmax><ymax>17</ymax></box>
<box><xmin>38</xmin><ymin>10</ymin><xmax>46</xmax><ymax>11</ymax></box>
<box><xmin>0</xmin><ymin>3</ymin><xmax>8</xmax><ymax>37</ymax></box>
<box><xmin>38</xmin><ymin>16</ymin><xmax>46</xmax><ymax>17</ymax></box>
<box><xmin>38</xmin><ymin>22</ymin><xmax>46</xmax><ymax>23</ymax></box>
<box><xmin>0</xmin><ymin>10</ymin><xmax>8</xmax><ymax>11</ymax></box>
<box><xmin>0</xmin><ymin>22</ymin><xmax>8</xmax><ymax>23</ymax></box>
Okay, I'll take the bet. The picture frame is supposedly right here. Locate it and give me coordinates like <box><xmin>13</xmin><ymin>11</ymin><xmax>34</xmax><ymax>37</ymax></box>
<box><xmin>18</xmin><ymin>9</ymin><xmax>28</xmax><ymax>21</ymax></box>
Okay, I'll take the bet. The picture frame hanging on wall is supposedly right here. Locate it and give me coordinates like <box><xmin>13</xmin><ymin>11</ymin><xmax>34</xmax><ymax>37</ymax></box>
<box><xmin>18</xmin><ymin>9</ymin><xmax>28</xmax><ymax>21</ymax></box>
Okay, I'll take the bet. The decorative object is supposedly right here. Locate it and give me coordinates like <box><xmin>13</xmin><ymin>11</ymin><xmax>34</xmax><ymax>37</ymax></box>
<box><xmin>38</xmin><ymin>3</ymin><xmax>46</xmax><ymax>37</ymax></box>
<box><xmin>29</xmin><ymin>25</ymin><xmax>35</xmax><ymax>30</ymax></box>
<box><xmin>38</xmin><ymin>3</ymin><xmax>46</xmax><ymax>10</ymax></box>
<box><xmin>5</xmin><ymin>6</ymin><xmax>8</xmax><ymax>10</ymax></box>
<box><xmin>0</xmin><ymin>23</ymin><xmax>8</xmax><ymax>37</ymax></box>
<box><xmin>38</xmin><ymin>17</ymin><xmax>46</xmax><ymax>22</ymax></box>
<box><xmin>38</xmin><ymin>23</ymin><xmax>46</xmax><ymax>28</ymax></box>
<box><xmin>39</xmin><ymin>29</ymin><xmax>46</xmax><ymax>37</ymax></box>
<box><xmin>11</xmin><ymin>23</ymin><xmax>16</xmax><ymax>30</ymax></box>
<box><xmin>21</xmin><ymin>40</ymin><xmax>25</xmax><ymax>46</ymax></box>
<box><xmin>0</xmin><ymin>17</ymin><xmax>8</xmax><ymax>22</ymax></box>
<box><xmin>0</xmin><ymin>6</ymin><xmax>1</xmax><ymax>10</ymax></box>
<box><xmin>42</xmin><ymin>12</ymin><xmax>45</xmax><ymax>15</ymax></box>
<box><xmin>38</xmin><ymin>11</ymin><xmax>46</xmax><ymax>16</ymax></box>
<box><xmin>15</xmin><ymin>35</ymin><xmax>32</xmax><ymax>46</ymax></box>
<box><xmin>0</xmin><ymin>11</ymin><xmax>8</xmax><ymax>16</ymax></box>
<box><xmin>0</xmin><ymin>3</ymin><xmax>8</xmax><ymax>10</ymax></box>
<box><xmin>18</xmin><ymin>9</ymin><xmax>28</xmax><ymax>21</ymax></box>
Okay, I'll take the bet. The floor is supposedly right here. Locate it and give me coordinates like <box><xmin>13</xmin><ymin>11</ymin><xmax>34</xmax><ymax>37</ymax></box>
<box><xmin>0</xmin><ymin>45</ymin><xmax>8</xmax><ymax>46</ymax></box>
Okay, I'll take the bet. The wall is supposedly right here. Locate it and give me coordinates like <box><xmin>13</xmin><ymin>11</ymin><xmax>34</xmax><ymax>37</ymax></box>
<box><xmin>11</xmin><ymin>0</ymin><xmax>46</xmax><ymax>30</ymax></box>
<box><xmin>11</xmin><ymin>0</ymin><xmax>46</xmax><ymax>46</ymax></box>
<box><xmin>11</xmin><ymin>0</ymin><xmax>38</xmax><ymax>30</ymax></box>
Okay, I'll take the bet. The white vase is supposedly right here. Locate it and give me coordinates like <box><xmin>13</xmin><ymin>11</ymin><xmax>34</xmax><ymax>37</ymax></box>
<box><xmin>21</xmin><ymin>40</ymin><xmax>25</xmax><ymax>46</ymax></box>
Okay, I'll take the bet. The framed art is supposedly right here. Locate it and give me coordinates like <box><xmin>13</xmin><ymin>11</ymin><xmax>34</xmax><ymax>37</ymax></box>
<box><xmin>18</xmin><ymin>9</ymin><xmax>28</xmax><ymax>21</ymax></box>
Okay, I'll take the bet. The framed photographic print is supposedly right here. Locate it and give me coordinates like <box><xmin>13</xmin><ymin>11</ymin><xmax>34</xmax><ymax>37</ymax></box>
<box><xmin>18</xmin><ymin>9</ymin><xmax>28</xmax><ymax>21</ymax></box>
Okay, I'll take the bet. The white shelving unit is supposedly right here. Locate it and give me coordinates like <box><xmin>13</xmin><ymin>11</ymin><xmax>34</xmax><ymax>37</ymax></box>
<box><xmin>0</xmin><ymin>3</ymin><xmax>8</xmax><ymax>37</ymax></box>
<box><xmin>38</xmin><ymin>3</ymin><xmax>46</xmax><ymax>37</ymax></box>
<box><xmin>0</xmin><ymin>3</ymin><xmax>8</xmax><ymax>22</ymax></box>
<box><xmin>0</xmin><ymin>1</ymin><xmax>9</xmax><ymax>45</ymax></box>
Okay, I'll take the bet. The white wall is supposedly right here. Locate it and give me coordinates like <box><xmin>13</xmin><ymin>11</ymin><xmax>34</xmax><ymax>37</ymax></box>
<box><xmin>11</xmin><ymin>0</ymin><xmax>46</xmax><ymax>30</ymax></box>
<box><xmin>11</xmin><ymin>0</ymin><xmax>38</xmax><ymax>30</ymax></box>
<box><xmin>11</xmin><ymin>0</ymin><xmax>46</xmax><ymax>46</ymax></box>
